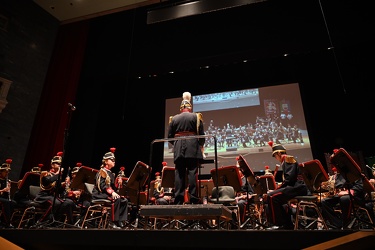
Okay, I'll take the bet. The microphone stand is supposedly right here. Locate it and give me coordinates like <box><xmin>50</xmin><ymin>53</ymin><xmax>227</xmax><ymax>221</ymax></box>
<box><xmin>43</xmin><ymin>103</ymin><xmax>79</xmax><ymax>228</ymax></box>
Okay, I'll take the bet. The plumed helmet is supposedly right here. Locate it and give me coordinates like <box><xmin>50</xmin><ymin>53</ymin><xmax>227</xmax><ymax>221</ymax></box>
<box><xmin>51</xmin><ymin>152</ymin><xmax>63</xmax><ymax>164</ymax></box>
<box><xmin>268</xmin><ymin>141</ymin><xmax>286</xmax><ymax>157</ymax></box>
<box><xmin>71</xmin><ymin>162</ymin><xmax>82</xmax><ymax>174</ymax></box>
<box><xmin>180</xmin><ymin>91</ymin><xmax>192</xmax><ymax>111</ymax></box>
<box><xmin>0</xmin><ymin>159</ymin><xmax>12</xmax><ymax>172</ymax></box>
<box><xmin>31</xmin><ymin>163</ymin><xmax>43</xmax><ymax>173</ymax></box>
<box><xmin>155</xmin><ymin>172</ymin><xmax>161</xmax><ymax>179</ymax></box>
<box><xmin>103</xmin><ymin>147</ymin><xmax>116</xmax><ymax>161</ymax></box>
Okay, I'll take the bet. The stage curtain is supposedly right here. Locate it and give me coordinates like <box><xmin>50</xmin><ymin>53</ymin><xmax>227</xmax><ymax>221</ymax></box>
<box><xmin>21</xmin><ymin>21</ymin><xmax>90</xmax><ymax>178</ymax></box>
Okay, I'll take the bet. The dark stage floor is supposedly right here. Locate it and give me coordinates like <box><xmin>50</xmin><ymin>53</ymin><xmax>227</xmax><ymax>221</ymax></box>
<box><xmin>1</xmin><ymin>228</ymin><xmax>374</xmax><ymax>250</ymax></box>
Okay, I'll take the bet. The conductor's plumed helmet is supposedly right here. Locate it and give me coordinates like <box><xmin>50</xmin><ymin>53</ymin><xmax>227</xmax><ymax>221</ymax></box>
<box><xmin>180</xmin><ymin>91</ymin><xmax>192</xmax><ymax>111</ymax></box>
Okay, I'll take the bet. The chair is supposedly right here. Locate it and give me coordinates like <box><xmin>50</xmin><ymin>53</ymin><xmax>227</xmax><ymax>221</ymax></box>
<box><xmin>80</xmin><ymin>183</ymin><xmax>113</xmax><ymax>229</ymax></box>
<box><xmin>209</xmin><ymin>185</ymin><xmax>240</xmax><ymax>229</ymax></box>
<box><xmin>17</xmin><ymin>185</ymin><xmax>53</xmax><ymax>229</ymax></box>
<box><xmin>292</xmin><ymin>160</ymin><xmax>329</xmax><ymax>230</ymax></box>
<box><xmin>330</xmin><ymin>148</ymin><xmax>375</xmax><ymax>230</ymax></box>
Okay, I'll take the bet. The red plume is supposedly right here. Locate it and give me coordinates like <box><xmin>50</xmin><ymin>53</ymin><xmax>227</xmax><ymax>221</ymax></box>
<box><xmin>236</xmin><ymin>156</ymin><xmax>239</xmax><ymax>161</ymax></box>
<box><xmin>265</xmin><ymin>165</ymin><xmax>269</xmax><ymax>169</ymax></box>
<box><xmin>268</xmin><ymin>141</ymin><xmax>274</xmax><ymax>147</ymax></box>
<box><xmin>120</xmin><ymin>166</ymin><xmax>125</xmax><ymax>171</ymax></box>
<box><xmin>333</xmin><ymin>149</ymin><xmax>339</xmax><ymax>153</ymax></box>
<box><xmin>110</xmin><ymin>147</ymin><xmax>116</xmax><ymax>153</ymax></box>
<box><xmin>38</xmin><ymin>163</ymin><xmax>43</xmax><ymax>167</ymax></box>
<box><xmin>57</xmin><ymin>152</ymin><xmax>63</xmax><ymax>156</ymax></box>
<box><xmin>5</xmin><ymin>159</ymin><xmax>12</xmax><ymax>164</ymax></box>
<box><xmin>76</xmin><ymin>162</ymin><xmax>82</xmax><ymax>167</ymax></box>
<box><xmin>162</xmin><ymin>161</ymin><xmax>167</xmax><ymax>166</ymax></box>
<box><xmin>155</xmin><ymin>172</ymin><xmax>160</xmax><ymax>176</ymax></box>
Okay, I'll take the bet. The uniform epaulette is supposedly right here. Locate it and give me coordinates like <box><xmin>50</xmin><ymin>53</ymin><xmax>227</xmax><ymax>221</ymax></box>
<box><xmin>196</xmin><ymin>112</ymin><xmax>203</xmax><ymax>122</ymax></box>
<box><xmin>169</xmin><ymin>115</ymin><xmax>174</xmax><ymax>124</ymax></box>
<box><xmin>99</xmin><ymin>168</ymin><xmax>107</xmax><ymax>178</ymax></box>
<box><xmin>285</xmin><ymin>155</ymin><xmax>296</xmax><ymax>164</ymax></box>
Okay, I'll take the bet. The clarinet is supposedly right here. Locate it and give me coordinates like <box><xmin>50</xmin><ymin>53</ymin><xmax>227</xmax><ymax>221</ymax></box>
<box><xmin>5</xmin><ymin>176</ymin><xmax>11</xmax><ymax>201</ymax></box>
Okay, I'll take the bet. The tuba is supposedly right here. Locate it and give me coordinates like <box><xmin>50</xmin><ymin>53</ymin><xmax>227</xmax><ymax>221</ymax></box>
<box><xmin>40</xmin><ymin>171</ymin><xmax>56</xmax><ymax>191</ymax></box>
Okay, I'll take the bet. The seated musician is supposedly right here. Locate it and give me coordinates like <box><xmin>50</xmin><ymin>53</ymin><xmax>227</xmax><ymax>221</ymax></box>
<box><xmin>0</xmin><ymin>159</ymin><xmax>17</xmax><ymax>228</ymax></box>
<box><xmin>92</xmin><ymin>148</ymin><xmax>129</xmax><ymax>229</ymax></box>
<box><xmin>14</xmin><ymin>164</ymin><xmax>43</xmax><ymax>207</ymax></box>
<box><xmin>235</xmin><ymin>160</ymin><xmax>255</xmax><ymax>224</ymax></box>
<box><xmin>264</xmin><ymin>141</ymin><xmax>308</xmax><ymax>230</ymax></box>
<box><xmin>153</xmin><ymin>172</ymin><xmax>173</xmax><ymax>205</ymax></box>
<box><xmin>321</xmin><ymin>149</ymin><xmax>366</xmax><ymax>229</ymax></box>
<box><xmin>34</xmin><ymin>152</ymin><xmax>76</xmax><ymax>225</ymax></box>
<box><xmin>64</xmin><ymin>163</ymin><xmax>91</xmax><ymax>221</ymax></box>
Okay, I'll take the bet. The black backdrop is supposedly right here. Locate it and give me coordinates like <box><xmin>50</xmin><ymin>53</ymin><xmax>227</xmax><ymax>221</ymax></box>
<box><xmin>62</xmin><ymin>0</ymin><xmax>375</xmax><ymax>177</ymax></box>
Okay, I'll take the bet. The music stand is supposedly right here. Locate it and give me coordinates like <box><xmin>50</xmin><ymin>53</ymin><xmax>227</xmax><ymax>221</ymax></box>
<box><xmin>70</xmin><ymin>166</ymin><xmax>98</xmax><ymax>191</ymax></box>
<box><xmin>330</xmin><ymin>148</ymin><xmax>375</xmax><ymax>228</ymax></box>
<box><xmin>254</xmin><ymin>175</ymin><xmax>277</xmax><ymax>196</ymax></box>
<box><xmin>330</xmin><ymin>148</ymin><xmax>374</xmax><ymax>193</ymax></box>
<box><xmin>236</xmin><ymin>154</ymin><xmax>256</xmax><ymax>186</ymax></box>
<box><xmin>161</xmin><ymin>166</ymin><xmax>175</xmax><ymax>196</ymax></box>
<box><xmin>126</xmin><ymin>161</ymin><xmax>150</xmax><ymax>191</ymax></box>
<box><xmin>125</xmin><ymin>161</ymin><xmax>151</xmax><ymax>228</ymax></box>
<box><xmin>210</xmin><ymin>166</ymin><xmax>242</xmax><ymax>193</ymax></box>
<box><xmin>299</xmin><ymin>159</ymin><xmax>329</xmax><ymax>197</ymax></box>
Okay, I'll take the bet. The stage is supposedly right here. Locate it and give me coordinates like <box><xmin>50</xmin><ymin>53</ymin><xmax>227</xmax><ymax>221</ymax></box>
<box><xmin>1</xmin><ymin>227</ymin><xmax>374</xmax><ymax>250</ymax></box>
<box><xmin>1</xmin><ymin>203</ymin><xmax>374</xmax><ymax>249</ymax></box>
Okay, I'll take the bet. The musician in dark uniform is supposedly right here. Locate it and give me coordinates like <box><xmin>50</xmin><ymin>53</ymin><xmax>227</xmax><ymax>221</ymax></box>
<box><xmin>235</xmin><ymin>161</ymin><xmax>256</xmax><ymax>225</ymax></box>
<box><xmin>321</xmin><ymin>152</ymin><xmax>365</xmax><ymax>229</ymax></box>
<box><xmin>265</xmin><ymin>141</ymin><xmax>308</xmax><ymax>229</ymax></box>
<box><xmin>153</xmin><ymin>172</ymin><xmax>173</xmax><ymax>205</ymax></box>
<box><xmin>64</xmin><ymin>163</ymin><xmax>91</xmax><ymax>222</ymax></box>
<box><xmin>0</xmin><ymin>159</ymin><xmax>16</xmax><ymax>228</ymax></box>
<box><xmin>168</xmin><ymin>91</ymin><xmax>205</xmax><ymax>205</ymax></box>
<box><xmin>92</xmin><ymin>148</ymin><xmax>129</xmax><ymax>229</ymax></box>
<box><xmin>34</xmin><ymin>152</ymin><xmax>76</xmax><ymax>225</ymax></box>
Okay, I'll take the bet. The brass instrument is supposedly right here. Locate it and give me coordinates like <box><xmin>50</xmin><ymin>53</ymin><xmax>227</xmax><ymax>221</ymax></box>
<box><xmin>40</xmin><ymin>171</ymin><xmax>56</xmax><ymax>191</ymax></box>
<box><xmin>321</xmin><ymin>174</ymin><xmax>336</xmax><ymax>197</ymax></box>
<box><xmin>155</xmin><ymin>178</ymin><xmax>164</xmax><ymax>193</ymax></box>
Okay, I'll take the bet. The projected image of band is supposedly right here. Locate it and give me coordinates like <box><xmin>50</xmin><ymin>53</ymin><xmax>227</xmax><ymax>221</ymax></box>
<box><xmin>164</xmin><ymin>83</ymin><xmax>313</xmax><ymax>174</ymax></box>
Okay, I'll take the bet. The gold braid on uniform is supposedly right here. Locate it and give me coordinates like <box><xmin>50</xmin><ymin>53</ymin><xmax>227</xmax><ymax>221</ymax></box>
<box><xmin>169</xmin><ymin>115</ymin><xmax>174</xmax><ymax>124</ymax></box>
<box><xmin>97</xmin><ymin>168</ymin><xmax>111</xmax><ymax>192</ymax></box>
<box><xmin>285</xmin><ymin>155</ymin><xmax>296</xmax><ymax>164</ymax></box>
<box><xmin>196</xmin><ymin>112</ymin><xmax>203</xmax><ymax>134</ymax></box>
<box><xmin>40</xmin><ymin>171</ymin><xmax>55</xmax><ymax>191</ymax></box>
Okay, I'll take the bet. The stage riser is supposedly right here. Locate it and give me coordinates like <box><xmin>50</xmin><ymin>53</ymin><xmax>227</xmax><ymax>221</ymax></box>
<box><xmin>139</xmin><ymin>204</ymin><xmax>232</xmax><ymax>221</ymax></box>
